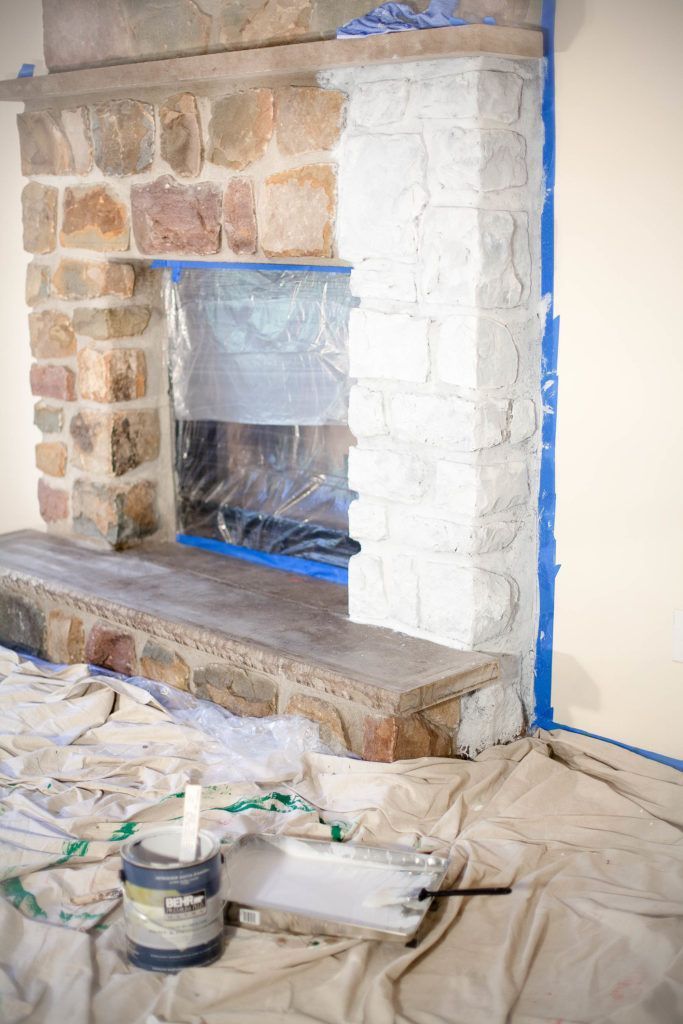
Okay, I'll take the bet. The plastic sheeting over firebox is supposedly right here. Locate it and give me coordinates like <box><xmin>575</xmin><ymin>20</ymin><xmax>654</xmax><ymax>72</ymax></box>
<box><xmin>164</xmin><ymin>267</ymin><xmax>359</xmax><ymax>568</ymax></box>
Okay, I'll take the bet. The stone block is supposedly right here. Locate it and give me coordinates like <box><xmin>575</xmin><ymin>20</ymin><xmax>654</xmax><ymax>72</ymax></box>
<box><xmin>435</xmin><ymin>459</ymin><xmax>528</xmax><ymax>517</ymax></box>
<box><xmin>73</xmin><ymin>306</ymin><xmax>150</xmax><ymax>340</ymax></box>
<box><xmin>37</xmin><ymin>478</ymin><xmax>69</xmax><ymax>523</ymax></box>
<box><xmin>91</xmin><ymin>99</ymin><xmax>155</xmax><ymax>176</ymax></box>
<box><xmin>86</xmin><ymin>622</ymin><xmax>136</xmax><ymax>675</ymax></box>
<box><xmin>389</xmin><ymin>393</ymin><xmax>509</xmax><ymax>450</ymax></box>
<box><xmin>348</xmin><ymin>385</ymin><xmax>387</xmax><ymax>438</ymax></box>
<box><xmin>223</xmin><ymin>178</ymin><xmax>257</xmax><ymax>255</ymax></box>
<box><xmin>433</xmin><ymin>315</ymin><xmax>518</xmax><ymax>390</ymax></box>
<box><xmin>422</xmin><ymin>695</ymin><xmax>460</xmax><ymax>730</ymax></box>
<box><xmin>348</xmin><ymin>500</ymin><xmax>388</xmax><ymax>542</ymax></box>
<box><xmin>70</xmin><ymin>409</ymin><xmax>160</xmax><ymax>476</ymax></box>
<box><xmin>384</xmin><ymin>552</ymin><xmax>419</xmax><ymax>627</ymax></box>
<box><xmin>349</xmin><ymin>308</ymin><xmax>429</xmax><ymax>383</ymax></box>
<box><xmin>131</xmin><ymin>175</ymin><xmax>222</xmax><ymax>255</ymax></box>
<box><xmin>61</xmin><ymin>185</ymin><xmax>130</xmax><ymax>252</ymax></box>
<box><xmin>348</xmin><ymin>552</ymin><xmax>388</xmax><ymax>622</ymax></box>
<box><xmin>46</xmin><ymin>610</ymin><xmax>85</xmax><ymax>663</ymax></box>
<box><xmin>362</xmin><ymin>712</ymin><xmax>451</xmax><ymax>762</ymax></box>
<box><xmin>160</xmin><ymin>92</ymin><xmax>203</xmax><ymax>178</ymax></box>
<box><xmin>140</xmin><ymin>640</ymin><xmax>190</xmax><ymax>690</ymax></box>
<box><xmin>285</xmin><ymin>693</ymin><xmax>348</xmax><ymax>752</ymax></box>
<box><xmin>73</xmin><ymin>478</ymin><xmax>158</xmax><ymax>548</ymax></box>
<box><xmin>229</xmin><ymin>0</ymin><xmax>313</xmax><ymax>47</ymax></box>
<box><xmin>193</xmin><ymin>664</ymin><xmax>277</xmax><ymax>717</ymax></box>
<box><xmin>61</xmin><ymin>108</ymin><xmax>93</xmax><ymax>173</ymax></box>
<box><xmin>22</xmin><ymin>183</ymin><xmax>58</xmax><ymax>254</ymax></box>
<box><xmin>390</xmin><ymin>511</ymin><xmax>520</xmax><ymax>555</ymax></box>
<box><xmin>29</xmin><ymin>311</ymin><xmax>77</xmax><ymax>359</ymax></box>
<box><xmin>275</xmin><ymin>86</ymin><xmax>345</xmax><ymax>155</ymax></box>
<box><xmin>338</xmin><ymin>134</ymin><xmax>426</xmax><ymax>260</ymax></box>
<box><xmin>34</xmin><ymin>402</ymin><xmax>63</xmax><ymax>434</ymax></box>
<box><xmin>261</xmin><ymin>164</ymin><xmax>336</xmax><ymax>258</ymax></box>
<box><xmin>509</xmin><ymin>399</ymin><xmax>536</xmax><ymax>443</ymax></box>
<box><xmin>52</xmin><ymin>260</ymin><xmax>135</xmax><ymax>300</ymax></box>
<box><xmin>421</xmin><ymin>208</ymin><xmax>530</xmax><ymax>309</ymax></box>
<box><xmin>418</xmin><ymin>562</ymin><xmax>516</xmax><ymax>645</ymax></box>
<box><xmin>414</xmin><ymin>69</ymin><xmax>523</xmax><ymax>124</ymax></box>
<box><xmin>78</xmin><ymin>348</ymin><xmax>146</xmax><ymax>403</ymax></box>
<box><xmin>426</xmin><ymin>127</ymin><xmax>527</xmax><ymax>196</ymax></box>
<box><xmin>26</xmin><ymin>263</ymin><xmax>51</xmax><ymax>306</ymax></box>
<box><xmin>209</xmin><ymin>90</ymin><xmax>274</xmax><ymax>170</ymax></box>
<box><xmin>0</xmin><ymin>590</ymin><xmax>45</xmax><ymax>656</ymax></box>
<box><xmin>349</xmin><ymin>447</ymin><xmax>427</xmax><ymax>502</ymax></box>
<box><xmin>17</xmin><ymin>109</ymin><xmax>75</xmax><ymax>175</ymax></box>
<box><xmin>350</xmin><ymin>259</ymin><xmax>417</xmax><ymax>304</ymax></box>
<box><xmin>30</xmin><ymin>364</ymin><xmax>76</xmax><ymax>402</ymax></box>
<box><xmin>348</xmin><ymin>79</ymin><xmax>410</xmax><ymax>129</ymax></box>
<box><xmin>35</xmin><ymin>442</ymin><xmax>67</xmax><ymax>478</ymax></box>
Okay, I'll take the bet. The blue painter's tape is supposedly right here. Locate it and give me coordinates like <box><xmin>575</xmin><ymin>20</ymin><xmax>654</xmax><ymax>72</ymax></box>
<box><xmin>176</xmin><ymin>533</ymin><xmax>348</xmax><ymax>586</ymax></box>
<box><xmin>150</xmin><ymin>259</ymin><xmax>352</xmax><ymax>281</ymax></box>
<box><xmin>548</xmin><ymin>722</ymin><xmax>683</xmax><ymax>773</ymax></box>
<box><xmin>17</xmin><ymin>63</ymin><xmax>35</xmax><ymax>78</ymax></box>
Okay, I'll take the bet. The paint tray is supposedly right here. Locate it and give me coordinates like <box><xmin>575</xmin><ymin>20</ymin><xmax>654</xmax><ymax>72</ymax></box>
<box><xmin>224</xmin><ymin>835</ymin><xmax>449</xmax><ymax>943</ymax></box>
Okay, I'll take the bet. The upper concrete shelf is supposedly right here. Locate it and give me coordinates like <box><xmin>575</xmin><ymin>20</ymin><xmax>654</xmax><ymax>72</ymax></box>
<box><xmin>0</xmin><ymin>25</ymin><xmax>543</xmax><ymax>105</ymax></box>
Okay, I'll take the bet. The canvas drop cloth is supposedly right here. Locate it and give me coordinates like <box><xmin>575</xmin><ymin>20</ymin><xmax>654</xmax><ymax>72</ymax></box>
<box><xmin>0</xmin><ymin>647</ymin><xmax>681</xmax><ymax>1024</ymax></box>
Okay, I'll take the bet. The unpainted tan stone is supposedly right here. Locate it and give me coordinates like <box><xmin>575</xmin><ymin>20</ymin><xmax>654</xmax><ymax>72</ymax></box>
<box><xmin>73</xmin><ymin>306</ymin><xmax>151</xmax><ymax>340</ymax></box>
<box><xmin>209</xmin><ymin>90</ymin><xmax>274</xmax><ymax>171</ymax></box>
<box><xmin>285</xmin><ymin>693</ymin><xmax>348</xmax><ymax>751</ymax></box>
<box><xmin>275</xmin><ymin>87</ymin><xmax>345</xmax><ymax>155</ymax></box>
<box><xmin>70</xmin><ymin>408</ymin><xmax>160</xmax><ymax>476</ymax></box>
<box><xmin>363</xmin><ymin>712</ymin><xmax>451</xmax><ymax>762</ymax></box>
<box><xmin>140</xmin><ymin>640</ymin><xmax>190</xmax><ymax>690</ymax></box>
<box><xmin>422</xmin><ymin>696</ymin><xmax>461</xmax><ymax>730</ymax></box>
<box><xmin>86</xmin><ymin>622</ymin><xmax>136</xmax><ymax>674</ymax></box>
<box><xmin>192</xmin><ymin>663</ymin><xmax>277</xmax><ymax>717</ymax></box>
<box><xmin>29</xmin><ymin>311</ymin><xmax>77</xmax><ymax>359</ymax></box>
<box><xmin>91</xmin><ymin>99</ymin><xmax>155</xmax><ymax>176</ymax></box>
<box><xmin>223</xmin><ymin>178</ymin><xmax>257</xmax><ymax>255</ymax></box>
<box><xmin>73</xmin><ymin>478</ymin><xmax>158</xmax><ymax>548</ymax></box>
<box><xmin>261</xmin><ymin>164</ymin><xmax>336</xmax><ymax>257</ymax></box>
<box><xmin>17</xmin><ymin>109</ymin><xmax>75</xmax><ymax>175</ymax></box>
<box><xmin>30</xmin><ymin>364</ymin><xmax>76</xmax><ymax>402</ymax></box>
<box><xmin>160</xmin><ymin>93</ymin><xmax>203</xmax><ymax>177</ymax></box>
<box><xmin>61</xmin><ymin>185</ymin><xmax>130</xmax><ymax>252</ymax></box>
<box><xmin>47</xmin><ymin>610</ymin><xmax>86</xmax><ymax>663</ymax></box>
<box><xmin>22</xmin><ymin>183</ymin><xmax>58</xmax><ymax>254</ymax></box>
<box><xmin>35</xmin><ymin>441</ymin><xmax>67</xmax><ymax>478</ymax></box>
<box><xmin>131</xmin><ymin>175</ymin><xmax>222</xmax><ymax>255</ymax></box>
<box><xmin>52</xmin><ymin>260</ymin><xmax>135</xmax><ymax>300</ymax></box>
<box><xmin>34</xmin><ymin>402</ymin><xmax>63</xmax><ymax>434</ymax></box>
<box><xmin>26</xmin><ymin>263</ymin><xmax>51</xmax><ymax>306</ymax></box>
<box><xmin>78</xmin><ymin>348</ymin><xmax>146</xmax><ymax>403</ymax></box>
<box><xmin>239</xmin><ymin>0</ymin><xmax>313</xmax><ymax>45</ymax></box>
<box><xmin>37</xmin><ymin>478</ymin><xmax>69</xmax><ymax>523</ymax></box>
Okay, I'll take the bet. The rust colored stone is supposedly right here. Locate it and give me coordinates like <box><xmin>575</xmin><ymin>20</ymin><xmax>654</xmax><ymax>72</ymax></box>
<box><xmin>22</xmin><ymin>182</ymin><xmax>58</xmax><ymax>254</ymax></box>
<box><xmin>91</xmin><ymin>99</ymin><xmax>155</xmax><ymax>176</ymax></box>
<box><xmin>37</xmin><ymin>478</ymin><xmax>69</xmax><ymax>523</ymax></box>
<box><xmin>26</xmin><ymin>263</ymin><xmax>51</xmax><ymax>306</ymax></box>
<box><xmin>223</xmin><ymin>178</ymin><xmax>257</xmax><ymax>255</ymax></box>
<box><xmin>30</xmin><ymin>364</ymin><xmax>76</xmax><ymax>402</ymax></box>
<box><xmin>160</xmin><ymin>92</ymin><xmax>203</xmax><ymax>177</ymax></box>
<box><xmin>61</xmin><ymin>184</ymin><xmax>130</xmax><ymax>252</ymax></box>
<box><xmin>86</xmin><ymin>622</ymin><xmax>136</xmax><ymax>675</ymax></box>
<box><xmin>70</xmin><ymin>408</ymin><xmax>160</xmax><ymax>476</ymax></box>
<box><xmin>261</xmin><ymin>163</ymin><xmax>336</xmax><ymax>257</ymax></box>
<box><xmin>363</xmin><ymin>712</ymin><xmax>451</xmax><ymax>762</ymax></box>
<box><xmin>73</xmin><ymin>306</ymin><xmax>150</xmax><ymax>340</ymax></box>
<box><xmin>192</xmin><ymin>664</ymin><xmax>277</xmax><ymax>717</ymax></box>
<box><xmin>35</xmin><ymin>442</ymin><xmax>67</xmax><ymax>478</ymax></box>
<box><xmin>131</xmin><ymin>175</ymin><xmax>221</xmax><ymax>255</ymax></box>
<box><xmin>275</xmin><ymin>86</ymin><xmax>345</xmax><ymax>155</ymax></box>
<box><xmin>285</xmin><ymin>693</ymin><xmax>348</xmax><ymax>751</ymax></box>
<box><xmin>77</xmin><ymin>348</ymin><xmax>146</xmax><ymax>403</ymax></box>
<box><xmin>140</xmin><ymin>640</ymin><xmax>190</xmax><ymax>690</ymax></box>
<box><xmin>17</xmin><ymin>109</ymin><xmax>75</xmax><ymax>175</ymax></box>
<box><xmin>73</xmin><ymin>478</ymin><xmax>158</xmax><ymax>548</ymax></box>
<box><xmin>208</xmin><ymin>90</ymin><xmax>274</xmax><ymax>170</ymax></box>
<box><xmin>34</xmin><ymin>402</ymin><xmax>63</xmax><ymax>434</ymax></box>
<box><xmin>29</xmin><ymin>311</ymin><xmax>77</xmax><ymax>359</ymax></box>
<box><xmin>46</xmin><ymin>610</ymin><xmax>86</xmax><ymax>663</ymax></box>
<box><xmin>52</xmin><ymin>260</ymin><xmax>135</xmax><ymax>300</ymax></box>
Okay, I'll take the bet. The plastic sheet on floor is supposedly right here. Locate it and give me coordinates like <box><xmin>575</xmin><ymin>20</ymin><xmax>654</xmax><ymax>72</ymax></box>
<box><xmin>0</xmin><ymin>647</ymin><xmax>682</xmax><ymax>1023</ymax></box>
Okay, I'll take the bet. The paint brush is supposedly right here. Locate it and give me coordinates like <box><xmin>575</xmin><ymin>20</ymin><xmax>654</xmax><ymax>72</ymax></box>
<box><xmin>179</xmin><ymin>784</ymin><xmax>202</xmax><ymax>863</ymax></box>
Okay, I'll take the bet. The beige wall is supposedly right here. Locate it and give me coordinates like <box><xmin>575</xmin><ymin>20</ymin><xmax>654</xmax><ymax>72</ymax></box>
<box><xmin>553</xmin><ymin>0</ymin><xmax>683</xmax><ymax>757</ymax></box>
<box><xmin>0</xmin><ymin>0</ymin><xmax>44</xmax><ymax>534</ymax></box>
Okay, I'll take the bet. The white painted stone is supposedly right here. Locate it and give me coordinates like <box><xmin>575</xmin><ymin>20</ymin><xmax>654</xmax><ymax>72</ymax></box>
<box><xmin>426</xmin><ymin>127</ymin><xmax>527</xmax><ymax>196</ymax></box>
<box><xmin>349</xmin><ymin>308</ymin><xmax>429</xmax><ymax>383</ymax></box>
<box><xmin>385</xmin><ymin>553</ymin><xmax>420</xmax><ymax>626</ymax></box>
<box><xmin>348</xmin><ymin>553</ymin><xmax>388</xmax><ymax>622</ymax></box>
<box><xmin>348</xmin><ymin>385</ymin><xmax>387</xmax><ymax>438</ymax></box>
<box><xmin>457</xmin><ymin>677</ymin><xmax>525</xmax><ymax>757</ymax></box>
<box><xmin>421</xmin><ymin>207</ymin><xmax>530</xmax><ymax>309</ymax></box>
<box><xmin>436</xmin><ymin>460</ymin><xmax>528</xmax><ymax>517</ymax></box>
<box><xmin>348</xmin><ymin>500</ymin><xmax>388</xmax><ymax>542</ymax></box>
<box><xmin>349</xmin><ymin>79</ymin><xmax>410</xmax><ymax>128</ymax></box>
<box><xmin>338</xmin><ymin>134</ymin><xmax>427</xmax><ymax>260</ymax></box>
<box><xmin>390</xmin><ymin>511</ymin><xmax>520</xmax><ymax>554</ymax></box>
<box><xmin>433</xmin><ymin>315</ymin><xmax>518</xmax><ymax>390</ymax></box>
<box><xmin>413</xmin><ymin>70</ymin><xmax>523</xmax><ymax>125</ymax></box>
<box><xmin>390</xmin><ymin>392</ymin><xmax>509</xmax><ymax>450</ymax></box>
<box><xmin>418</xmin><ymin>562</ymin><xmax>516</xmax><ymax>645</ymax></box>
<box><xmin>349</xmin><ymin>447</ymin><xmax>427</xmax><ymax>502</ymax></box>
<box><xmin>350</xmin><ymin>259</ymin><xmax>417</xmax><ymax>303</ymax></box>
<box><xmin>509</xmin><ymin>399</ymin><xmax>536</xmax><ymax>443</ymax></box>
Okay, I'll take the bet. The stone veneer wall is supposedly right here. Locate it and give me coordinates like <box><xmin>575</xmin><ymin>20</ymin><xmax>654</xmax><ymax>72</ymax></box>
<box><xmin>328</xmin><ymin>56</ymin><xmax>545</xmax><ymax>747</ymax></box>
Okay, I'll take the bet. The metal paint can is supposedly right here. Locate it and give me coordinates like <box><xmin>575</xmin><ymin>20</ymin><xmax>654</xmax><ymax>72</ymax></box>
<box><xmin>121</xmin><ymin>826</ymin><xmax>225</xmax><ymax>972</ymax></box>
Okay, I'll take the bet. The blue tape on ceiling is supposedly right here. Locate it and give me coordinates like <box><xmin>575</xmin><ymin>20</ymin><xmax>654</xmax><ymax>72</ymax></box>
<box><xmin>17</xmin><ymin>63</ymin><xmax>35</xmax><ymax>78</ymax></box>
<box><xmin>533</xmin><ymin>0</ymin><xmax>559</xmax><ymax>730</ymax></box>
<box><xmin>176</xmin><ymin>534</ymin><xmax>349</xmax><ymax>586</ymax></box>
<box><xmin>150</xmin><ymin>259</ymin><xmax>352</xmax><ymax>281</ymax></box>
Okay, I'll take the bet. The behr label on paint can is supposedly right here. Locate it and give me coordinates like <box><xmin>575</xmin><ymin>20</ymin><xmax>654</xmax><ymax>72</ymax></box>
<box><xmin>121</xmin><ymin>826</ymin><xmax>225</xmax><ymax>973</ymax></box>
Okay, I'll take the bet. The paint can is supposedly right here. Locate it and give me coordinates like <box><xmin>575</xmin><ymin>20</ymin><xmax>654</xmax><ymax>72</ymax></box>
<box><xmin>121</xmin><ymin>826</ymin><xmax>225</xmax><ymax>972</ymax></box>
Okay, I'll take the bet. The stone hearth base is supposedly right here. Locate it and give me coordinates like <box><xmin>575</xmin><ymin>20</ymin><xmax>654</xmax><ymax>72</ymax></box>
<box><xmin>0</xmin><ymin>531</ymin><xmax>498</xmax><ymax>761</ymax></box>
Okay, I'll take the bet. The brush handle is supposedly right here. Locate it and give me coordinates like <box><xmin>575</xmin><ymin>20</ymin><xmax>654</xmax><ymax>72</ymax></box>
<box><xmin>419</xmin><ymin>886</ymin><xmax>512</xmax><ymax>901</ymax></box>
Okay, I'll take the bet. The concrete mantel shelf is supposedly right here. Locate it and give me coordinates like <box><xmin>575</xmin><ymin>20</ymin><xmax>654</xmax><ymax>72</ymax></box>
<box><xmin>0</xmin><ymin>25</ymin><xmax>543</xmax><ymax>104</ymax></box>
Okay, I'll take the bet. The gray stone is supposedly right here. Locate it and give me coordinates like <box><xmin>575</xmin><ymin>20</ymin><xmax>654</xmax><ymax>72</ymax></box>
<box><xmin>72</xmin><ymin>479</ymin><xmax>158</xmax><ymax>548</ymax></box>
<box><xmin>160</xmin><ymin>92</ymin><xmax>203</xmax><ymax>177</ymax></box>
<box><xmin>34</xmin><ymin>402</ymin><xmax>63</xmax><ymax>434</ymax></box>
<box><xmin>0</xmin><ymin>589</ymin><xmax>45</xmax><ymax>655</ymax></box>
<box><xmin>22</xmin><ymin>183</ymin><xmax>58</xmax><ymax>254</ymax></box>
<box><xmin>208</xmin><ymin>90</ymin><xmax>273</xmax><ymax>171</ymax></box>
<box><xmin>72</xmin><ymin>306</ymin><xmax>151</xmax><ymax>340</ymax></box>
<box><xmin>70</xmin><ymin>409</ymin><xmax>160</xmax><ymax>476</ymax></box>
<box><xmin>26</xmin><ymin>263</ymin><xmax>51</xmax><ymax>306</ymax></box>
<box><xmin>90</xmin><ymin>99</ymin><xmax>155</xmax><ymax>176</ymax></box>
<box><xmin>17</xmin><ymin>109</ymin><xmax>75</xmax><ymax>175</ymax></box>
<box><xmin>52</xmin><ymin>260</ymin><xmax>135</xmax><ymax>301</ymax></box>
<box><xmin>131</xmin><ymin>175</ymin><xmax>222</xmax><ymax>255</ymax></box>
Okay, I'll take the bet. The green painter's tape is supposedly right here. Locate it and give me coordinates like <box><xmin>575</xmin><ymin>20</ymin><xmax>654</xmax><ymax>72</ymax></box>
<box><xmin>1</xmin><ymin>878</ymin><xmax>47</xmax><ymax>919</ymax></box>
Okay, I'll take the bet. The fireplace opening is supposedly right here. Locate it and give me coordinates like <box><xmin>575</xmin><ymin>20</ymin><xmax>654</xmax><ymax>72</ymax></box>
<box><xmin>164</xmin><ymin>264</ymin><xmax>360</xmax><ymax>577</ymax></box>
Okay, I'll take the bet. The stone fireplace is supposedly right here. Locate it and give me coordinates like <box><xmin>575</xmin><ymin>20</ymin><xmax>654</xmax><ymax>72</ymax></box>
<box><xmin>0</xmin><ymin>12</ymin><xmax>546</xmax><ymax>761</ymax></box>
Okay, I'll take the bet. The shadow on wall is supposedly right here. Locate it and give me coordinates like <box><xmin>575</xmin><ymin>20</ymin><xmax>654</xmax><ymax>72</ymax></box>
<box><xmin>555</xmin><ymin>0</ymin><xmax>586</xmax><ymax>51</ymax></box>
<box><xmin>551</xmin><ymin>650</ymin><xmax>602</xmax><ymax>715</ymax></box>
